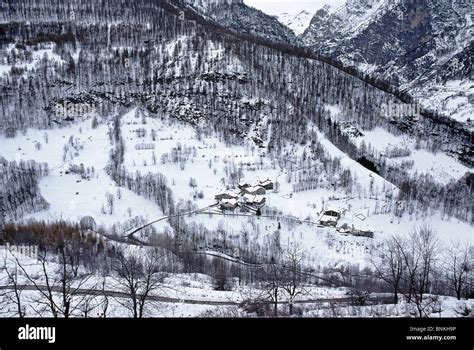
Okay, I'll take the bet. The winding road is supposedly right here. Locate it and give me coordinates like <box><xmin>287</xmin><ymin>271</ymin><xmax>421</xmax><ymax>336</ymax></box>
<box><xmin>0</xmin><ymin>285</ymin><xmax>393</xmax><ymax>307</ymax></box>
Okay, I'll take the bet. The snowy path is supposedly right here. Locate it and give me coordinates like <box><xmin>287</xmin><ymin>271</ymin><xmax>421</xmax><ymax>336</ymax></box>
<box><xmin>125</xmin><ymin>204</ymin><xmax>219</xmax><ymax>238</ymax></box>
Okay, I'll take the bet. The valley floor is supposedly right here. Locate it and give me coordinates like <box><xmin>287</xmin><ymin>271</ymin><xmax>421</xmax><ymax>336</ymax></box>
<box><xmin>0</xmin><ymin>108</ymin><xmax>472</xmax><ymax>318</ymax></box>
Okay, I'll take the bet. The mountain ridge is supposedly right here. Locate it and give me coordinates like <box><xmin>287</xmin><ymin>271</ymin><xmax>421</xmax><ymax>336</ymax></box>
<box><xmin>299</xmin><ymin>0</ymin><xmax>473</xmax><ymax>125</ymax></box>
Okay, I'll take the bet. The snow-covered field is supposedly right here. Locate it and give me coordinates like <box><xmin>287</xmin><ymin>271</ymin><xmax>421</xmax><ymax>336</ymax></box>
<box><xmin>0</xmin><ymin>114</ymin><xmax>166</xmax><ymax>231</ymax></box>
<box><xmin>304</xmin><ymin>296</ymin><xmax>474</xmax><ymax>318</ymax></box>
<box><xmin>354</xmin><ymin>127</ymin><xmax>470</xmax><ymax>184</ymax></box>
<box><xmin>324</xmin><ymin>104</ymin><xmax>471</xmax><ymax>185</ymax></box>
<box><xmin>1</xmin><ymin>107</ymin><xmax>472</xmax><ymax>265</ymax></box>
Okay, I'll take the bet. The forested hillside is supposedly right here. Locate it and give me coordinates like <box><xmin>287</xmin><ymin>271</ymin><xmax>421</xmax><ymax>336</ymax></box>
<box><xmin>0</xmin><ymin>0</ymin><xmax>471</xmax><ymax>221</ymax></box>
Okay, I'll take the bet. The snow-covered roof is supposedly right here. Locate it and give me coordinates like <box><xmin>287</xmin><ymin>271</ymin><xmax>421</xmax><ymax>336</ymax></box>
<box><xmin>243</xmin><ymin>194</ymin><xmax>265</xmax><ymax>204</ymax></box>
<box><xmin>221</xmin><ymin>198</ymin><xmax>238</xmax><ymax>206</ymax></box>
<box><xmin>320</xmin><ymin>215</ymin><xmax>338</xmax><ymax>222</ymax></box>
<box><xmin>325</xmin><ymin>207</ymin><xmax>341</xmax><ymax>213</ymax></box>
<box><xmin>245</xmin><ymin>185</ymin><xmax>265</xmax><ymax>193</ymax></box>
<box><xmin>258</xmin><ymin>178</ymin><xmax>273</xmax><ymax>186</ymax></box>
<box><xmin>215</xmin><ymin>191</ymin><xmax>239</xmax><ymax>198</ymax></box>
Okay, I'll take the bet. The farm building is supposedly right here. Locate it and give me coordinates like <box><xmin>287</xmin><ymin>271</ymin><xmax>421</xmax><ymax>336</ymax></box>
<box><xmin>257</xmin><ymin>178</ymin><xmax>274</xmax><ymax>190</ymax></box>
<box><xmin>337</xmin><ymin>223</ymin><xmax>374</xmax><ymax>238</ymax></box>
<box><xmin>319</xmin><ymin>209</ymin><xmax>341</xmax><ymax>227</ymax></box>
<box><xmin>241</xmin><ymin>185</ymin><xmax>266</xmax><ymax>196</ymax></box>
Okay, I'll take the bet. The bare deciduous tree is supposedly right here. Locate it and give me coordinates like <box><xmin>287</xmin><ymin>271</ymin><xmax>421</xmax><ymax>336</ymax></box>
<box><xmin>1</xmin><ymin>253</ymin><xmax>26</xmax><ymax>317</ymax></box>
<box><xmin>260</xmin><ymin>242</ymin><xmax>309</xmax><ymax>316</ymax></box>
<box><xmin>371</xmin><ymin>236</ymin><xmax>404</xmax><ymax>304</ymax></box>
<box><xmin>281</xmin><ymin>242</ymin><xmax>308</xmax><ymax>315</ymax></box>
<box><xmin>395</xmin><ymin>226</ymin><xmax>441</xmax><ymax>317</ymax></box>
<box><xmin>444</xmin><ymin>241</ymin><xmax>472</xmax><ymax>300</ymax></box>
<box><xmin>261</xmin><ymin>257</ymin><xmax>283</xmax><ymax>317</ymax></box>
<box><xmin>0</xmin><ymin>220</ymin><xmax>110</xmax><ymax>317</ymax></box>
<box><xmin>14</xmin><ymin>243</ymin><xmax>96</xmax><ymax>318</ymax></box>
<box><xmin>112</xmin><ymin>248</ymin><xmax>167</xmax><ymax>318</ymax></box>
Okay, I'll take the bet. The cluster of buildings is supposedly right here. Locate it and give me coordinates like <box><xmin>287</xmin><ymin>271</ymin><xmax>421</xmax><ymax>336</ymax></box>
<box><xmin>214</xmin><ymin>178</ymin><xmax>274</xmax><ymax>212</ymax></box>
<box><xmin>214</xmin><ymin>180</ymin><xmax>374</xmax><ymax>238</ymax></box>
<box><xmin>318</xmin><ymin>208</ymin><xmax>374</xmax><ymax>238</ymax></box>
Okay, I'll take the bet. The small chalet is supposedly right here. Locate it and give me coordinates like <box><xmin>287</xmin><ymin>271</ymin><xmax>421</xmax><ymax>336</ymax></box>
<box><xmin>220</xmin><ymin>198</ymin><xmax>238</xmax><ymax>210</ymax></box>
<box><xmin>257</xmin><ymin>178</ymin><xmax>274</xmax><ymax>190</ymax></box>
<box><xmin>215</xmin><ymin>191</ymin><xmax>239</xmax><ymax>201</ymax></box>
<box><xmin>319</xmin><ymin>209</ymin><xmax>341</xmax><ymax>227</ymax></box>
<box><xmin>241</xmin><ymin>185</ymin><xmax>266</xmax><ymax>196</ymax></box>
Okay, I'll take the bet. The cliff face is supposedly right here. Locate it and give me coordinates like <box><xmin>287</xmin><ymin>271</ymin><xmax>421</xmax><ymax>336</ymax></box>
<box><xmin>301</xmin><ymin>0</ymin><xmax>388</xmax><ymax>51</ymax></box>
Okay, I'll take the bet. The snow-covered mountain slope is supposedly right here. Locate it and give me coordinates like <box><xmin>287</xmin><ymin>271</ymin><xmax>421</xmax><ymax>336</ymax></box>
<box><xmin>181</xmin><ymin>0</ymin><xmax>473</xmax><ymax>126</ymax></box>
<box><xmin>301</xmin><ymin>1</ymin><xmax>392</xmax><ymax>50</ymax></box>
<box><xmin>276</xmin><ymin>11</ymin><xmax>314</xmax><ymax>36</ymax></box>
<box><xmin>300</xmin><ymin>0</ymin><xmax>474</xmax><ymax>125</ymax></box>
<box><xmin>183</xmin><ymin>0</ymin><xmax>240</xmax><ymax>10</ymax></box>
<box><xmin>181</xmin><ymin>0</ymin><xmax>299</xmax><ymax>45</ymax></box>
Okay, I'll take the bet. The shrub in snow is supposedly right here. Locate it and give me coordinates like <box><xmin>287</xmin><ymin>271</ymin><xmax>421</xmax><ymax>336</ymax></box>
<box><xmin>454</xmin><ymin>301</ymin><xmax>472</xmax><ymax>317</ymax></box>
